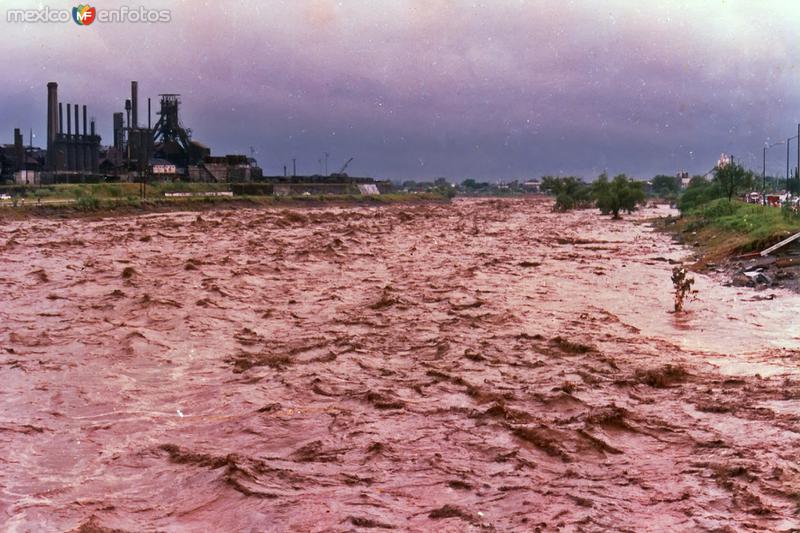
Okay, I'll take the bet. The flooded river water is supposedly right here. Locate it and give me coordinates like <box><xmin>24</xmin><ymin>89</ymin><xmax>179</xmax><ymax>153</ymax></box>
<box><xmin>1</xmin><ymin>198</ymin><xmax>799</xmax><ymax>531</ymax></box>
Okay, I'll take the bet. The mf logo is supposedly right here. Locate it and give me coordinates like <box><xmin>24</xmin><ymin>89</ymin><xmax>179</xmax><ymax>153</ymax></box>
<box><xmin>72</xmin><ymin>4</ymin><xmax>96</xmax><ymax>26</ymax></box>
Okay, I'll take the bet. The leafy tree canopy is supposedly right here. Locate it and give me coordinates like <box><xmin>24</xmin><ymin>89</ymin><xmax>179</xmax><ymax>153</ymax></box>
<box><xmin>650</xmin><ymin>175</ymin><xmax>681</xmax><ymax>197</ymax></box>
<box><xmin>714</xmin><ymin>163</ymin><xmax>753</xmax><ymax>202</ymax></box>
<box><xmin>540</xmin><ymin>176</ymin><xmax>592</xmax><ymax>211</ymax></box>
<box><xmin>592</xmin><ymin>173</ymin><xmax>646</xmax><ymax>219</ymax></box>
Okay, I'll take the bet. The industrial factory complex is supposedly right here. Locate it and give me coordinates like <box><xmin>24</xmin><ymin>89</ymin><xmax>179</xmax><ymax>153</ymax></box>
<box><xmin>0</xmin><ymin>81</ymin><xmax>386</xmax><ymax>194</ymax></box>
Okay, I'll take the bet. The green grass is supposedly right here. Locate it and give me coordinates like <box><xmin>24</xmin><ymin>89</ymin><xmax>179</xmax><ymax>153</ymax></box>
<box><xmin>690</xmin><ymin>199</ymin><xmax>800</xmax><ymax>241</ymax></box>
<box><xmin>0</xmin><ymin>182</ymin><xmax>233</xmax><ymax>200</ymax></box>
<box><xmin>0</xmin><ymin>189</ymin><xmax>449</xmax><ymax>218</ymax></box>
<box><xmin>672</xmin><ymin>198</ymin><xmax>800</xmax><ymax>263</ymax></box>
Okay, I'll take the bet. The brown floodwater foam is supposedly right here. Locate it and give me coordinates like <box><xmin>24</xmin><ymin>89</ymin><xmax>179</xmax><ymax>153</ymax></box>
<box><xmin>1</xmin><ymin>198</ymin><xmax>799</xmax><ymax>531</ymax></box>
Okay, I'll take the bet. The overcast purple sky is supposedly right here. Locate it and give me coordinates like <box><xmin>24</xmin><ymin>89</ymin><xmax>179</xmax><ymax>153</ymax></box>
<box><xmin>1</xmin><ymin>0</ymin><xmax>799</xmax><ymax>180</ymax></box>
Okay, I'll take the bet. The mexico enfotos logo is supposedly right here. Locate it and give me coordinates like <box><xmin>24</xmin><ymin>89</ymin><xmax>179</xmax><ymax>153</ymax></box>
<box><xmin>6</xmin><ymin>5</ymin><xmax>172</xmax><ymax>24</ymax></box>
<box><xmin>73</xmin><ymin>5</ymin><xmax>96</xmax><ymax>25</ymax></box>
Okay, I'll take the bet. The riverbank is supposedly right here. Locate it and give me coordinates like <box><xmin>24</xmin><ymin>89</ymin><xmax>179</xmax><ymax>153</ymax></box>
<box><xmin>655</xmin><ymin>198</ymin><xmax>800</xmax><ymax>291</ymax></box>
<box><xmin>0</xmin><ymin>191</ymin><xmax>449</xmax><ymax>220</ymax></box>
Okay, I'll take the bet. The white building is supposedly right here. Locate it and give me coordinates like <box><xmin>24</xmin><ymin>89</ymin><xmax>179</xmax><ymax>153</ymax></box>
<box><xmin>717</xmin><ymin>153</ymin><xmax>732</xmax><ymax>168</ymax></box>
<box><xmin>150</xmin><ymin>159</ymin><xmax>177</xmax><ymax>175</ymax></box>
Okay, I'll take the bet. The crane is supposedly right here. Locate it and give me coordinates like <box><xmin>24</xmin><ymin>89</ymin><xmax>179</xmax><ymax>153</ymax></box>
<box><xmin>331</xmin><ymin>157</ymin><xmax>354</xmax><ymax>178</ymax></box>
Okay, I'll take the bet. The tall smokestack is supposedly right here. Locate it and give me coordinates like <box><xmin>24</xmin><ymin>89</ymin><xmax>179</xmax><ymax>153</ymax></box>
<box><xmin>113</xmin><ymin>112</ymin><xmax>123</xmax><ymax>149</ymax></box>
<box><xmin>90</xmin><ymin>120</ymin><xmax>99</xmax><ymax>174</ymax></box>
<box><xmin>83</xmin><ymin>105</ymin><xmax>87</xmax><ymax>136</ymax></box>
<box><xmin>74</xmin><ymin>104</ymin><xmax>81</xmax><ymax>171</ymax></box>
<box><xmin>46</xmin><ymin>82</ymin><xmax>58</xmax><ymax>169</ymax></box>
<box><xmin>148</xmin><ymin>97</ymin><xmax>151</xmax><ymax>129</ymax></box>
<box><xmin>14</xmin><ymin>128</ymin><xmax>24</xmax><ymax>172</ymax></box>
<box><xmin>131</xmin><ymin>81</ymin><xmax>138</xmax><ymax>129</ymax></box>
<box><xmin>59</xmin><ymin>103</ymin><xmax>64</xmax><ymax>134</ymax></box>
<box><xmin>125</xmin><ymin>99</ymin><xmax>131</xmax><ymax>129</ymax></box>
<box><xmin>66</xmin><ymin>103</ymin><xmax>73</xmax><ymax>171</ymax></box>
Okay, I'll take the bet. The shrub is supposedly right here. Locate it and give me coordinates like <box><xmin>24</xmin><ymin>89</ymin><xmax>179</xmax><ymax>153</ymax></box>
<box><xmin>540</xmin><ymin>176</ymin><xmax>592</xmax><ymax>211</ymax></box>
<box><xmin>554</xmin><ymin>193</ymin><xmax>575</xmax><ymax>212</ymax></box>
<box><xmin>592</xmin><ymin>173</ymin><xmax>646</xmax><ymax>219</ymax></box>
<box><xmin>714</xmin><ymin>163</ymin><xmax>754</xmax><ymax>202</ymax></box>
<box><xmin>671</xmin><ymin>266</ymin><xmax>696</xmax><ymax>312</ymax></box>
<box><xmin>678</xmin><ymin>179</ymin><xmax>722</xmax><ymax>212</ymax></box>
<box><xmin>76</xmin><ymin>195</ymin><xmax>100</xmax><ymax>210</ymax></box>
<box><xmin>650</xmin><ymin>175</ymin><xmax>681</xmax><ymax>197</ymax></box>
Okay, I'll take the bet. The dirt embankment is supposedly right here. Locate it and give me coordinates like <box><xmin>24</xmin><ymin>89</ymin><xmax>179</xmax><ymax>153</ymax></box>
<box><xmin>656</xmin><ymin>213</ymin><xmax>800</xmax><ymax>294</ymax></box>
<box><xmin>2</xmin><ymin>198</ymin><xmax>800</xmax><ymax>531</ymax></box>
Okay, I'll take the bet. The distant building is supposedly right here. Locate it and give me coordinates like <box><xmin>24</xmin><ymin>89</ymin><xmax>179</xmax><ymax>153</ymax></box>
<box><xmin>521</xmin><ymin>180</ymin><xmax>540</xmax><ymax>192</ymax></box>
<box><xmin>676</xmin><ymin>170</ymin><xmax>690</xmax><ymax>189</ymax></box>
<box><xmin>150</xmin><ymin>158</ymin><xmax>177</xmax><ymax>175</ymax></box>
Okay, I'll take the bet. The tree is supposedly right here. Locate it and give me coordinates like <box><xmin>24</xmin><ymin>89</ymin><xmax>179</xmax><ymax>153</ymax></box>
<box><xmin>714</xmin><ymin>163</ymin><xmax>753</xmax><ymax>202</ymax></box>
<box><xmin>540</xmin><ymin>176</ymin><xmax>592</xmax><ymax>211</ymax></box>
<box><xmin>688</xmin><ymin>175</ymin><xmax>708</xmax><ymax>188</ymax></box>
<box><xmin>432</xmin><ymin>177</ymin><xmax>455</xmax><ymax>199</ymax></box>
<box><xmin>461</xmin><ymin>178</ymin><xmax>489</xmax><ymax>190</ymax></box>
<box><xmin>592</xmin><ymin>173</ymin><xmax>646</xmax><ymax>219</ymax></box>
<box><xmin>554</xmin><ymin>193</ymin><xmax>575</xmax><ymax>212</ymax></box>
<box><xmin>788</xmin><ymin>168</ymin><xmax>800</xmax><ymax>195</ymax></box>
<box><xmin>677</xmin><ymin>178</ymin><xmax>722</xmax><ymax>212</ymax></box>
<box><xmin>650</xmin><ymin>175</ymin><xmax>680</xmax><ymax>197</ymax></box>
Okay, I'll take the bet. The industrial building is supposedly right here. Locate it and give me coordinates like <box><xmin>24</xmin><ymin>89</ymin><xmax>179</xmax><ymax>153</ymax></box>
<box><xmin>2</xmin><ymin>80</ymin><xmax>389</xmax><ymax>194</ymax></box>
<box><xmin>45</xmin><ymin>82</ymin><xmax>102</xmax><ymax>176</ymax></box>
<box><xmin>1</xmin><ymin>80</ymin><xmax>260</xmax><ymax>184</ymax></box>
<box><xmin>0</xmin><ymin>128</ymin><xmax>45</xmax><ymax>184</ymax></box>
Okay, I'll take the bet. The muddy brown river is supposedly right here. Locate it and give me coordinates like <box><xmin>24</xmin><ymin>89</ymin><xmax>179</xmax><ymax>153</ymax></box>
<box><xmin>1</xmin><ymin>198</ymin><xmax>800</xmax><ymax>532</ymax></box>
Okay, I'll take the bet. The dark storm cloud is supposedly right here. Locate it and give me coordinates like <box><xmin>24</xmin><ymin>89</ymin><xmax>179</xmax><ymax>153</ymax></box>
<box><xmin>1</xmin><ymin>0</ymin><xmax>799</xmax><ymax>180</ymax></box>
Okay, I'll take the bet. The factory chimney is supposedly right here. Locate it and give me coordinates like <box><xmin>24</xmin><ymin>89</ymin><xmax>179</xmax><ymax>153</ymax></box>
<box><xmin>59</xmin><ymin>103</ymin><xmax>64</xmax><ymax>134</ymax></box>
<box><xmin>113</xmin><ymin>112</ymin><xmax>124</xmax><ymax>149</ymax></box>
<box><xmin>46</xmin><ymin>82</ymin><xmax>58</xmax><ymax>169</ymax></box>
<box><xmin>90</xmin><ymin>119</ymin><xmax>99</xmax><ymax>174</ymax></box>
<box><xmin>74</xmin><ymin>104</ymin><xmax>82</xmax><ymax>171</ymax></box>
<box><xmin>131</xmin><ymin>81</ymin><xmax>138</xmax><ymax>129</ymax></box>
<box><xmin>14</xmin><ymin>128</ymin><xmax>24</xmax><ymax>172</ymax></box>
<box><xmin>66</xmin><ymin>103</ymin><xmax>73</xmax><ymax>171</ymax></box>
<box><xmin>83</xmin><ymin>105</ymin><xmax>88</xmax><ymax>136</ymax></box>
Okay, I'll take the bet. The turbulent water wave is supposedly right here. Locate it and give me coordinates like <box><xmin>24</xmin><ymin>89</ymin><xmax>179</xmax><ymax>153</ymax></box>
<box><xmin>1</xmin><ymin>199</ymin><xmax>799</xmax><ymax>531</ymax></box>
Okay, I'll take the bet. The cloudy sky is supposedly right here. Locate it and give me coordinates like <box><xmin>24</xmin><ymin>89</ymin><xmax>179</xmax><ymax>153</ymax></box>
<box><xmin>1</xmin><ymin>0</ymin><xmax>799</xmax><ymax>180</ymax></box>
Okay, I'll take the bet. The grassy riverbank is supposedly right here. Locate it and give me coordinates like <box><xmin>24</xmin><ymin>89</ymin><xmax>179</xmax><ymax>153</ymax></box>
<box><xmin>0</xmin><ymin>189</ymin><xmax>449</xmax><ymax>219</ymax></box>
<box><xmin>661</xmin><ymin>198</ymin><xmax>800</xmax><ymax>265</ymax></box>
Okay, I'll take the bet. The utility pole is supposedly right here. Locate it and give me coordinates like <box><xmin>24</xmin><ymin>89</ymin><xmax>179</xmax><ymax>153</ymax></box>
<box><xmin>763</xmin><ymin>141</ymin><xmax>785</xmax><ymax>204</ymax></box>
<box><xmin>763</xmin><ymin>146</ymin><xmax>767</xmax><ymax>205</ymax></box>
<box><xmin>324</xmin><ymin>152</ymin><xmax>329</xmax><ymax>176</ymax></box>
